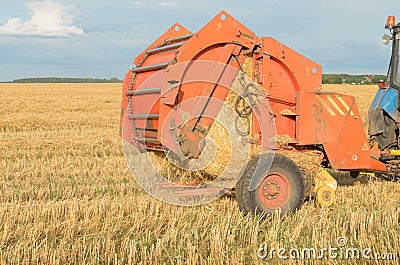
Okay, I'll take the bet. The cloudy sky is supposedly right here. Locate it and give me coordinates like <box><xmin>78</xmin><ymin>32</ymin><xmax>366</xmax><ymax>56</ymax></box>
<box><xmin>0</xmin><ymin>0</ymin><xmax>399</xmax><ymax>81</ymax></box>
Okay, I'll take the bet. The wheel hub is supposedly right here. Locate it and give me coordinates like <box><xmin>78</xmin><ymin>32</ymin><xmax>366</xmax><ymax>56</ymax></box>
<box><xmin>322</xmin><ymin>190</ymin><xmax>331</xmax><ymax>201</ymax></box>
<box><xmin>257</xmin><ymin>172</ymin><xmax>290</xmax><ymax>209</ymax></box>
<box><xmin>315</xmin><ymin>185</ymin><xmax>336</xmax><ymax>207</ymax></box>
<box><xmin>266</xmin><ymin>180</ymin><xmax>280</xmax><ymax>197</ymax></box>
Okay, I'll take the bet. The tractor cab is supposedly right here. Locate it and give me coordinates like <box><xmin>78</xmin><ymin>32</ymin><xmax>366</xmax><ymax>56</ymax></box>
<box><xmin>385</xmin><ymin>17</ymin><xmax>400</xmax><ymax>89</ymax></box>
<box><xmin>369</xmin><ymin>16</ymin><xmax>400</xmax><ymax>152</ymax></box>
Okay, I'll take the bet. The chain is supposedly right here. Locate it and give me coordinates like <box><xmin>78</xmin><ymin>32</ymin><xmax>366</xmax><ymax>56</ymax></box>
<box><xmin>233</xmin><ymin>55</ymin><xmax>263</xmax><ymax>136</ymax></box>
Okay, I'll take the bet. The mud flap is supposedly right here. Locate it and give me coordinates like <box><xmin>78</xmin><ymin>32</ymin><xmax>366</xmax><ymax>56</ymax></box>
<box><xmin>368</xmin><ymin>108</ymin><xmax>385</xmax><ymax>136</ymax></box>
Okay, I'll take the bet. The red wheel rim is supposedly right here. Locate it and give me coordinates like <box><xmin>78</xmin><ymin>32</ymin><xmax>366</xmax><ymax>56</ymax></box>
<box><xmin>257</xmin><ymin>172</ymin><xmax>291</xmax><ymax>209</ymax></box>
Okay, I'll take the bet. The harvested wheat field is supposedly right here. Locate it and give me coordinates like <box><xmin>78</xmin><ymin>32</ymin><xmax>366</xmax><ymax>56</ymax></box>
<box><xmin>0</xmin><ymin>83</ymin><xmax>399</xmax><ymax>264</ymax></box>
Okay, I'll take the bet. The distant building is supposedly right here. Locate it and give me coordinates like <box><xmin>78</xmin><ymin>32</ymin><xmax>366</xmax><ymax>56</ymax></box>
<box><xmin>364</xmin><ymin>75</ymin><xmax>374</xmax><ymax>82</ymax></box>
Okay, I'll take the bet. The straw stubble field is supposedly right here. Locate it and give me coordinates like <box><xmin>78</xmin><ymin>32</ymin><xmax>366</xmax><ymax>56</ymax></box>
<box><xmin>0</xmin><ymin>83</ymin><xmax>399</xmax><ymax>264</ymax></box>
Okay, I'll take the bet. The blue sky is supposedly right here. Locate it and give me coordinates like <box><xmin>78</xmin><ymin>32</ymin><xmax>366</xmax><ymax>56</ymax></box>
<box><xmin>0</xmin><ymin>0</ymin><xmax>399</xmax><ymax>81</ymax></box>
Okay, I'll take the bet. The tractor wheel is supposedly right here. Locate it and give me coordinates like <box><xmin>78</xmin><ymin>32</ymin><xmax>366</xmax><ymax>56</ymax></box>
<box><xmin>236</xmin><ymin>153</ymin><xmax>304</xmax><ymax>217</ymax></box>
<box><xmin>375</xmin><ymin>114</ymin><xmax>398</xmax><ymax>150</ymax></box>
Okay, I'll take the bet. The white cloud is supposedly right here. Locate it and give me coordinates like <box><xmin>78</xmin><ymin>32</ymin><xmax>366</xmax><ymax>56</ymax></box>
<box><xmin>129</xmin><ymin>1</ymin><xmax>145</xmax><ymax>5</ymax></box>
<box><xmin>129</xmin><ymin>1</ymin><xmax>177</xmax><ymax>7</ymax></box>
<box><xmin>156</xmin><ymin>2</ymin><xmax>178</xmax><ymax>6</ymax></box>
<box><xmin>0</xmin><ymin>0</ymin><xmax>84</xmax><ymax>37</ymax></box>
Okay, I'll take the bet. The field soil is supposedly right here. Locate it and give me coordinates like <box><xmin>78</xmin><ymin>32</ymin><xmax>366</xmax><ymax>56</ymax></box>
<box><xmin>0</xmin><ymin>83</ymin><xmax>399</xmax><ymax>264</ymax></box>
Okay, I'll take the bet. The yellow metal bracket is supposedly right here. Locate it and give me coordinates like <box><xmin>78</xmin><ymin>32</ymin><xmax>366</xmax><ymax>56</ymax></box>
<box><xmin>389</xmin><ymin>150</ymin><xmax>400</xmax><ymax>156</ymax></box>
<box><xmin>313</xmin><ymin>169</ymin><xmax>337</xmax><ymax>207</ymax></box>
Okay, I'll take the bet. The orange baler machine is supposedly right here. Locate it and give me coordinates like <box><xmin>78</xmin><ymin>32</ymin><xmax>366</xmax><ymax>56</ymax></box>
<box><xmin>120</xmin><ymin>11</ymin><xmax>388</xmax><ymax>215</ymax></box>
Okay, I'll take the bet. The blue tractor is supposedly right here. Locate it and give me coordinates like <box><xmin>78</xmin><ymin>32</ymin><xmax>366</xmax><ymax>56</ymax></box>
<box><xmin>369</xmin><ymin>16</ymin><xmax>400</xmax><ymax>166</ymax></box>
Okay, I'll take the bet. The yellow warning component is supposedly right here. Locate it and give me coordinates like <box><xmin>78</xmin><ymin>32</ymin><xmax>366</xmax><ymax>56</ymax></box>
<box><xmin>316</xmin><ymin>186</ymin><xmax>336</xmax><ymax>207</ymax></box>
<box><xmin>313</xmin><ymin>168</ymin><xmax>337</xmax><ymax>207</ymax></box>
<box><xmin>389</xmin><ymin>150</ymin><xmax>400</xmax><ymax>156</ymax></box>
<box><xmin>315</xmin><ymin>169</ymin><xmax>338</xmax><ymax>190</ymax></box>
<box><xmin>335</xmin><ymin>95</ymin><xmax>354</xmax><ymax>116</ymax></box>
<box><xmin>327</xmin><ymin>95</ymin><xmax>345</xmax><ymax>116</ymax></box>
<box><xmin>360</xmin><ymin>171</ymin><xmax>375</xmax><ymax>178</ymax></box>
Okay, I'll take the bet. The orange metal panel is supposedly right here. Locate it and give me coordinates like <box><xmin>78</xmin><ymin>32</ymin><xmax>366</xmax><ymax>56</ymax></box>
<box><xmin>133</xmin><ymin>23</ymin><xmax>192</xmax><ymax>66</ymax></box>
<box><xmin>120</xmin><ymin>71</ymin><xmax>133</xmax><ymax>140</ymax></box>
<box><xmin>120</xmin><ymin>22</ymin><xmax>194</xmax><ymax>151</ymax></box>
<box><xmin>256</xmin><ymin>37</ymin><xmax>322</xmax><ymax>141</ymax></box>
<box><xmin>297</xmin><ymin>91</ymin><xmax>386</xmax><ymax>171</ymax></box>
<box><xmin>259</xmin><ymin>37</ymin><xmax>322</xmax><ymax>92</ymax></box>
<box><xmin>174</xmin><ymin>11</ymin><xmax>257</xmax><ymax>62</ymax></box>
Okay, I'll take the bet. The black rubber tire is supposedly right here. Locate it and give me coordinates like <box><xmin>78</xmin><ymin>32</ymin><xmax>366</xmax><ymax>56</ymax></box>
<box><xmin>236</xmin><ymin>153</ymin><xmax>304</xmax><ymax>217</ymax></box>
<box><xmin>350</xmin><ymin>171</ymin><xmax>360</xmax><ymax>179</ymax></box>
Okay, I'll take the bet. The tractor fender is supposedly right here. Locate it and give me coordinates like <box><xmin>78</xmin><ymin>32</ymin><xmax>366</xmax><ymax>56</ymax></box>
<box><xmin>369</xmin><ymin>87</ymin><xmax>399</xmax><ymax>122</ymax></box>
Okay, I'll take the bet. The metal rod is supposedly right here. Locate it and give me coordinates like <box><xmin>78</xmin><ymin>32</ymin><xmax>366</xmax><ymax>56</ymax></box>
<box><xmin>131</xmin><ymin>62</ymin><xmax>169</xmax><ymax>73</ymax></box>
<box><xmin>146</xmin><ymin>42</ymin><xmax>185</xmax><ymax>55</ymax></box>
<box><xmin>128</xmin><ymin>114</ymin><xmax>160</xmax><ymax>119</ymax></box>
<box><xmin>133</xmin><ymin>137</ymin><xmax>159</xmax><ymax>143</ymax></box>
<box><xmin>126</xmin><ymin>87</ymin><xmax>161</xmax><ymax>96</ymax></box>
<box><xmin>163</xmin><ymin>34</ymin><xmax>194</xmax><ymax>44</ymax></box>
